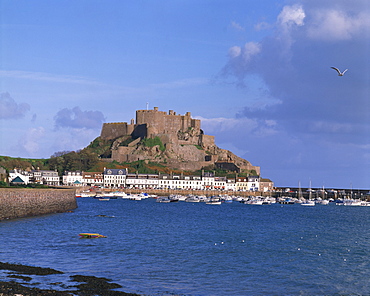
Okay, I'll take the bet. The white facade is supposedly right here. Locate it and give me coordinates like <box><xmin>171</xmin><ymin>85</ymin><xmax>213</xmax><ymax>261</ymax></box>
<box><xmin>247</xmin><ymin>176</ymin><xmax>260</xmax><ymax>191</ymax></box>
<box><xmin>103</xmin><ymin>168</ymin><xmax>127</xmax><ymax>188</ymax></box>
<box><xmin>83</xmin><ymin>172</ymin><xmax>103</xmax><ymax>187</ymax></box>
<box><xmin>126</xmin><ymin>174</ymin><xmax>159</xmax><ymax>189</ymax></box>
<box><xmin>202</xmin><ymin>172</ymin><xmax>215</xmax><ymax>190</ymax></box>
<box><xmin>9</xmin><ymin>169</ymin><xmax>30</xmax><ymax>184</ymax></box>
<box><xmin>63</xmin><ymin>171</ymin><xmax>83</xmax><ymax>186</ymax></box>
<box><xmin>159</xmin><ymin>175</ymin><xmax>203</xmax><ymax>190</ymax></box>
<box><xmin>9</xmin><ymin>169</ymin><xmax>60</xmax><ymax>185</ymax></box>
<box><xmin>213</xmin><ymin>177</ymin><xmax>227</xmax><ymax>190</ymax></box>
<box><xmin>35</xmin><ymin>170</ymin><xmax>60</xmax><ymax>185</ymax></box>
<box><xmin>225</xmin><ymin>179</ymin><xmax>237</xmax><ymax>191</ymax></box>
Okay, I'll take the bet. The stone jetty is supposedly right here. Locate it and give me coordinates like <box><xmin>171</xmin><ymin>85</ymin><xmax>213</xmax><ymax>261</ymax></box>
<box><xmin>0</xmin><ymin>188</ymin><xmax>77</xmax><ymax>221</ymax></box>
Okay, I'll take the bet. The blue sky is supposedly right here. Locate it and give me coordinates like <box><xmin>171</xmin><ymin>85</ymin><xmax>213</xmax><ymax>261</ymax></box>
<box><xmin>0</xmin><ymin>0</ymin><xmax>369</xmax><ymax>189</ymax></box>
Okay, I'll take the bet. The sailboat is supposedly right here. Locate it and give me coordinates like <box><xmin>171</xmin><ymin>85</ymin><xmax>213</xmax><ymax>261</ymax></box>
<box><xmin>301</xmin><ymin>180</ymin><xmax>315</xmax><ymax>206</ymax></box>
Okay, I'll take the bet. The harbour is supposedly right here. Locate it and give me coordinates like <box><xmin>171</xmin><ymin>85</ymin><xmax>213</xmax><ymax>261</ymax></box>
<box><xmin>1</xmin><ymin>197</ymin><xmax>370</xmax><ymax>295</ymax></box>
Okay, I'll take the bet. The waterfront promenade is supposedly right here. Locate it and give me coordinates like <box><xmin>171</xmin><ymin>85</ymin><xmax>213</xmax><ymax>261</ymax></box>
<box><xmin>78</xmin><ymin>186</ymin><xmax>370</xmax><ymax>200</ymax></box>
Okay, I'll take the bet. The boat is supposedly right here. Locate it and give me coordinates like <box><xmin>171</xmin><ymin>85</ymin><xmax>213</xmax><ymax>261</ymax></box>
<box><xmin>242</xmin><ymin>197</ymin><xmax>264</xmax><ymax>205</ymax></box>
<box><xmin>206</xmin><ymin>197</ymin><xmax>222</xmax><ymax>205</ymax></box>
<box><xmin>185</xmin><ymin>195</ymin><xmax>200</xmax><ymax>202</ymax></box>
<box><xmin>301</xmin><ymin>200</ymin><xmax>315</xmax><ymax>206</ymax></box>
<box><xmin>301</xmin><ymin>180</ymin><xmax>315</xmax><ymax>206</ymax></box>
<box><xmin>343</xmin><ymin>199</ymin><xmax>362</xmax><ymax>206</ymax></box>
<box><xmin>79</xmin><ymin>233</ymin><xmax>107</xmax><ymax>238</ymax></box>
<box><xmin>156</xmin><ymin>196</ymin><xmax>171</xmax><ymax>203</ymax></box>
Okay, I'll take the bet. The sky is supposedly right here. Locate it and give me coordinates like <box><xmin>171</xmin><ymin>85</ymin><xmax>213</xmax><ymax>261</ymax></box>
<box><xmin>0</xmin><ymin>0</ymin><xmax>369</xmax><ymax>189</ymax></box>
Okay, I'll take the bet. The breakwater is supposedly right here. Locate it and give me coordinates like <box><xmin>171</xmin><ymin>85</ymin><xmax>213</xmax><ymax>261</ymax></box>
<box><xmin>0</xmin><ymin>188</ymin><xmax>77</xmax><ymax>221</ymax></box>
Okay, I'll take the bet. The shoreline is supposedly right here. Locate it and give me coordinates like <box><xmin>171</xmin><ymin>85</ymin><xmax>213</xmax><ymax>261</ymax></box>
<box><xmin>0</xmin><ymin>262</ymin><xmax>140</xmax><ymax>296</ymax></box>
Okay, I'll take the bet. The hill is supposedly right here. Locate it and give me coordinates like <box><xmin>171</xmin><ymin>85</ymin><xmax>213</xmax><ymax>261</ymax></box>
<box><xmin>0</xmin><ymin>107</ymin><xmax>262</xmax><ymax>179</ymax></box>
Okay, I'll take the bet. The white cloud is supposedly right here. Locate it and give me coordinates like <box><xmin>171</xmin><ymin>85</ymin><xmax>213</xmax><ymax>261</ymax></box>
<box><xmin>241</xmin><ymin>42</ymin><xmax>261</xmax><ymax>62</ymax></box>
<box><xmin>307</xmin><ymin>9</ymin><xmax>370</xmax><ymax>40</ymax></box>
<box><xmin>278</xmin><ymin>4</ymin><xmax>305</xmax><ymax>27</ymax></box>
<box><xmin>254</xmin><ymin>21</ymin><xmax>271</xmax><ymax>31</ymax></box>
<box><xmin>228</xmin><ymin>46</ymin><xmax>242</xmax><ymax>58</ymax></box>
<box><xmin>0</xmin><ymin>70</ymin><xmax>100</xmax><ymax>85</ymax></box>
<box><xmin>19</xmin><ymin>127</ymin><xmax>45</xmax><ymax>156</ymax></box>
<box><xmin>230</xmin><ymin>21</ymin><xmax>244</xmax><ymax>31</ymax></box>
<box><xmin>0</xmin><ymin>92</ymin><xmax>30</xmax><ymax>120</ymax></box>
<box><xmin>150</xmin><ymin>77</ymin><xmax>208</xmax><ymax>89</ymax></box>
<box><xmin>50</xmin><ymin>128</ymin><xmax>99</xmax><ymax>155</ymax></box>
<box><xmin>54</xmin><ymin>106</ymin><xmax>105</xmax><ymax>130</ymax></box>
<box><xmin>197</xmin><ymin>116</ymin><xmax>258</xmax><ymax>134</ymax></box>
<box><xmin>309</xmin><ymin>121</ymin><xmax>353</xmax><ymax>133</ymax></box>
<box><xmin>227</xmin><ymin>42</ymin><xmax>261</xmax><ymax>61</ymax></box>
<box><xmin>196</xmin><ymin>116</ymin><xmax>278</xmax><ymax>139</ymax></box>
<box><xmin>276</xmin><ymin>5</ymin><xmax>306</xmax><ymax>53</ymax></box>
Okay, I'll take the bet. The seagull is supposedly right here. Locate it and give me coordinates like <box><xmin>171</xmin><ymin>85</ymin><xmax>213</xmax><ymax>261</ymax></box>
<box><xmin>331</xmin><ymin>67</ymin><xmax>348</xmax><ymax>76</ymax></box>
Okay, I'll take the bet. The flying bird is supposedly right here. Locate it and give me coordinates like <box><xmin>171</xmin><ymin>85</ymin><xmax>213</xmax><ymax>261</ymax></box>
<box><xmin>331</xmin><ymin>67</ymin><xmax>348</xmax><ymax>76</ymax></box>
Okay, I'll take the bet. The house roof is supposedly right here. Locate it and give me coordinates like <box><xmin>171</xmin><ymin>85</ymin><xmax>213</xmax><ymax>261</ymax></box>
<box><xmin>11</xmin><ymin>176</ymin><xmax>25</xmax><ymax>183</ymax></box>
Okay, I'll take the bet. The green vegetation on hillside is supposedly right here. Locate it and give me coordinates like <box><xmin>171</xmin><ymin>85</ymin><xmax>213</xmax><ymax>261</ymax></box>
<box><xmin>141</xmin><ymin>137</ymin><xmax>165</xmax><ymax>152</ymax></box>
<box><xmin>0</xmin><ymin>136</ymin><xmax>256</xmax><ymax>177</ymax></box>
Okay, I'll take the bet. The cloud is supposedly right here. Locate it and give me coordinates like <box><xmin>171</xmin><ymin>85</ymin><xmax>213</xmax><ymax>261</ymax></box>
<box><xmin>18</xmin><ymin>127</ymin><xmax>45</xmax><ymax>156</ymax></box>
<box><xmin>277</xmin><ymin>4</ymin><xmax>305</xmax><ymax>28</ymax></box>
<box><xmin>0</xmin><ymin>70</ymin><xmax>99</xmax><ymax>85</ymax></box>
<box><xmin>307</xmin><ymin>9</ymin><xmax>370</xmax><ymax>40</ymax></box>
<box><xmin>0</xmin><ymin>92</ymin><xmax>30</xmax><ymax>120</ymax></box>
<box><xmin>54</xmin><ymin>106</ymin><xmax>105</xmax><ymax>130</ymax></box>
<box><xmin>230</xmin><ymin>21</ymin><xmax>245</xmax><ymax>31</ymax></box>
<box><xmin>196</xmin><ymin>115</ymin><xmax>278</xmax><ymax>141</ymax></box>
<box><xmin>150</xmin><ymin>77</ymin><xmax>208</xmax><ymax>89</ymax></box>
<box><xmin>219</xmin><ymin>2</ymin><xmax>370</xmax><ymax>186</ymax></box>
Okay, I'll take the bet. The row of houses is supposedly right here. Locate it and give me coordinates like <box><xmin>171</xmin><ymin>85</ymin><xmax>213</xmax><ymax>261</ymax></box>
<box><xmin>7</xmin><ymin>168</ymin><xmax>274</xmax><ymax>192</ymax></box>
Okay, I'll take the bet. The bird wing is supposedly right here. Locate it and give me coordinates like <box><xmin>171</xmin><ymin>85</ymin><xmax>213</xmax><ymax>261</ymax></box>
<box><xmin>331</xmin><ymin>67</ymin><xmax>341</xmax><ymax>74</ymax></box>
<box><xmin>342</xmin><ymin>69</ymin><xmax>348</xmax><ymax>74</ymax></box>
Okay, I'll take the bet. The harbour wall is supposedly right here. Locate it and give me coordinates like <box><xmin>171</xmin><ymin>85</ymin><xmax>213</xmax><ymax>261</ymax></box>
<box><xmin>0</xmin><ymin>188</ymin><xmax>77</xmax><ymax>221</ymax></box>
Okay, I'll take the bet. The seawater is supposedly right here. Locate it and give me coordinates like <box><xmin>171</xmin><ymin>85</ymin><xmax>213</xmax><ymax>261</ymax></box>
<box><xmin>1</xmin><ymin>198</ymin><xmax>370</xmax><ymax>296</ymax></box>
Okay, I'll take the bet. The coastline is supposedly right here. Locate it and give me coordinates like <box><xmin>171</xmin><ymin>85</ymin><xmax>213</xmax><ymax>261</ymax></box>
<box><xmin>0</xmin><ymin>262</ymin><xmax>140</xmax><ymax>296</ymax></box>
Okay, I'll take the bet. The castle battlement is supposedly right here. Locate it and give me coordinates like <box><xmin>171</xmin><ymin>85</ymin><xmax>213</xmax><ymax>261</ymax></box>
<box><xmin>101</xmin><ymin>107</ymin><xmax>201</xmax><ymax>142</ymax></box>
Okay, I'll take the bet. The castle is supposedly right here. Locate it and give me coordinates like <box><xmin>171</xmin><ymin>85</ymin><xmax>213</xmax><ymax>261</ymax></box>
<box><xmin>100</xmin><ymin>107</ymin><xmax>260</xmax><ymax>174</ymax></box>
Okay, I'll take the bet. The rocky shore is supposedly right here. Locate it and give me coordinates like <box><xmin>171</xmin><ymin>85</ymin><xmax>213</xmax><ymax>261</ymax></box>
<box><xmin>0</xmin><ymin>262</ymin><xmax>140</xmax><ymax>296</ymax></box>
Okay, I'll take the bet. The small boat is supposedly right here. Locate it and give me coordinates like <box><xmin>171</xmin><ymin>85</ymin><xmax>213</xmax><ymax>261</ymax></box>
<box><xmin>206</xmin><ymin>197</ymin><xmax>222</xmax><ymax>205</ymax></box>
<box><xmin>185</xmin><ymin>195</ymin><xmax>200</xmax><ymax>202</ymax></box>
<box><xmin>79</xmin><ymin>233</ymin><xmax>107</xmax><ymax>238</ymax></box>
<box><xmin>156</xmin><ymin>196</ymin><xmax>171</xmax><ymax>203</ymax></box>
<box><xmin>301</xmin><ymin>200</ymin><xmax>315</xmax><ymax>206</ymax></box>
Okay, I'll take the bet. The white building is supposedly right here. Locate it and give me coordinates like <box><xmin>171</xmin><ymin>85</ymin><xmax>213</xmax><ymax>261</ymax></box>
<box><xmin>83</xmin><ymin>172</ymin><xmax>103</xmax><ymax>187</ymax></box>
<box><xmin>202</xmin><ymin>172</ymin><xmax>215</xmax><ymax>190</ymax></box>
<box><xmin>9</xmin><ymin>169</ymin><xmax>30</xmax><ymax>185</ymax></box>
<box><xmin>247</xmin><ymin>176</ymin><xmax>260</xmax><ymax>192</ymax></box>
<box><xmin>31</xmin><ymin>170</ymin><xmax>60</xmax><ymax>186</ymax></box>
<box><xmin>158</xmin><ymin>174</ymin><xmax>203</xmax><ymax>190</ymax></box>
<box><xmin>213</xmin><ymin>177</ymin><xmax>227</xmax><ymax>190</ymax></box>
<box><xmin>103</xmin><ymin>168</ymin><xmax>127</xmax><ymax>188</ymax></box>
<box><xmin>126</xmin><ymin>174</ymin><xmax>159</xmax><ymax>189</ymax></box>
<box><xmin>225</xmin><ymin>178</ymin><xmax>237</xmax><ymax>191</ymax></box>
<box><xmin>63</xmin><ymin>171</ymin><xmax>83</xmax><ymax>186</ymax></box>
<box><xmin>236</xmin><ymin>176</ymin><xmax>260</xmax><ymax>191</ymax></box>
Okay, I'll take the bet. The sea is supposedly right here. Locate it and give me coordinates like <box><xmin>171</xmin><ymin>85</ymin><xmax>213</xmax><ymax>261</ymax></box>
<box><xmin>1</xmin><ymin>197</ymin><xmax>370</xmax><ymax>296</ymax></box>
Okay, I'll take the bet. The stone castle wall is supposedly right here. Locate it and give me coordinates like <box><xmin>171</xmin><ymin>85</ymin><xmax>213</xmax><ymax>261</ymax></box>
<box><xmin>0</xmin><ymin>188</ymin><xmax>77</xmax><ymax>221</ymax></box>
<box><xmin>100</xmin><ymin>107</ymin><xmax>205</xmax><ymax>144</ymax></box>
<box><xmin>101</xmin><ymin>122</ymin><xmax>130</xmax><ymax>140</ymax></box>
<box><xmin>136</xmin><ymin>108</ymin><xmax>201</xmax><ymax>138</ymax></box>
